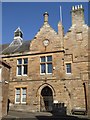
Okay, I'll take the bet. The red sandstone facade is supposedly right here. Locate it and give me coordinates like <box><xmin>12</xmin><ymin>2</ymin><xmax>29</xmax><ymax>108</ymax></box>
<box><xmin>1</xmin><ymin>5</ymin><xmax>90</xmax><ymax>116</ymax></box>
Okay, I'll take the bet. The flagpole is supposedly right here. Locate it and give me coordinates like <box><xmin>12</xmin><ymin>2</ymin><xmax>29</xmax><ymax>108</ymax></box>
<box><xmin>60</xmin><ymin>6</ymin><xmax>62</xmax><ymax>23</ymax></box>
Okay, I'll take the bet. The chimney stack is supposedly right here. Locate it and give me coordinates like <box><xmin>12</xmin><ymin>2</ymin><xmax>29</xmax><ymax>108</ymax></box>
<box><xmin>43</xmin><ymin>12</ymin><xmax>49</xmax><ymax>24</ymax></box>
<box><xmin>71</xmin><ymin>4</ymin><xmax>85</xmax><ymax>26</ymax></box>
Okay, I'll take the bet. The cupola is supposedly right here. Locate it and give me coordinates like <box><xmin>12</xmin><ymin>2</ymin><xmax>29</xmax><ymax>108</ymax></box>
<box><xmin>14</xmin><ymin>27</ymin><xmax>23</xmax><ymax>39</ymax></box>
<box><xmin>9</xmin><ymin>27</ymin><xmax>23</xmax><ymax>46</ymax></box>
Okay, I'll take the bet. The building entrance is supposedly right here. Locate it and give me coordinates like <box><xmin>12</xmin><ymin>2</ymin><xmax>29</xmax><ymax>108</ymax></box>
<box><xmin>40</xmin><ymin>86</ymin><xmax>53</xmax><ymax>112</ymax></box>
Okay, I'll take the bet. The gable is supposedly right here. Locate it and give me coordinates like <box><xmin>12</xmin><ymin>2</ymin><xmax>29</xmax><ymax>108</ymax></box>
<box><xmin>30</xmin><ymin>23</ymin><xmax>62</xmax><ymax>53</ymax></box>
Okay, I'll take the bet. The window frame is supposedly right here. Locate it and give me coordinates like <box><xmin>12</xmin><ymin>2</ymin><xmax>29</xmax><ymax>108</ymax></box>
<box><xmin>40</xmin><ymin>56</ymin><xmax>53</xmax><ymax>75</ymax></box>
<box><xmin>15</xmin><ymin>88</ymin><xmax>21</xmax><ymax>104</ymax></box>
<box><xmin>17</xmin><ymin>58</ymin><xmax>28</xmax><ymax>76</ymax></box>
<box><xmin>21</xmin><ymin>87</ymin><xmax>27</xmax><ymax>104</ymax></box>
<box><xmin>15</xmin><ymin>87</ymin><xmax>27</xmax><ymax>104</ymax></box>
<box><xmin>65</xmin><ymin>62</ymin><xmax>72</xmax><ymax>74</ymax></box>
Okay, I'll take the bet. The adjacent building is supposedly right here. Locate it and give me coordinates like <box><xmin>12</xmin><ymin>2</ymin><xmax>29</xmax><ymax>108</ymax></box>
<box><xmin>1</xmin><ymin>5</ymin><xmax>89</xmax><ymax>115</ymax></box>
<box><xmin>0</xmin><ymin>59</ymin><xmax>11</xmax><ymax>119</ymax></box>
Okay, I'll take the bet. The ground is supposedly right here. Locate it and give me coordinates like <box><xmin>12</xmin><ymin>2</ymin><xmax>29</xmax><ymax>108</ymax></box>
<box><xmin>2</xmin><ymin>111</ymin><xmax>90</xmax><ymax>120</ymax></box>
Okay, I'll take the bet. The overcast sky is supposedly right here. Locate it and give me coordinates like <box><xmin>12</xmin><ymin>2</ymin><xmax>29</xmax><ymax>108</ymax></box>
<box><xmin>2</xmin><ymin>2</ymin><xmax>88</xmax><ymax>44</ymax></box>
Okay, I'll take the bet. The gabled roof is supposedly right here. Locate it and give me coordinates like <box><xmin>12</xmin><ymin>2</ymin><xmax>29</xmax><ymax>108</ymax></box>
<box><xmin>1</xmin><ymin>40</ymin><xmax>31</xmax><ymax>55</ymax></box>
<box><xmin>35</xmin><ymin>23</ymin><xmax>57</xmax><ymax>38</ymax></box>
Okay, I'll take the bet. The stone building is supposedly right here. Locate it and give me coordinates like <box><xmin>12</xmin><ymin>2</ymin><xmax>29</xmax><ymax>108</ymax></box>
<box><xmin>1</xmin><ymin>5</ymin><xmax>89</xmax><ymax>115</ymax></box>
<box><xmin>0</xmin><ymin>59</ymin><xmax>11</xmax><ymax>119</ymax></box>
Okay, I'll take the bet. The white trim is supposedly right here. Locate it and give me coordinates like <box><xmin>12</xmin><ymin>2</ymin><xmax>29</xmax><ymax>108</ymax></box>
<box><xmin>65</xmin><ymin>63</ymin><xmax>72</xmax><ymax>74</ymax></box>
<box><xmin>16</xmin><ymin>58</ymin><xmax>28</xmax><ymax>76</ymax></box>
<box><xmin>15</xmin><ymin>88</ymin><xmax>27</xmax><ymax>104</ymax></box>
<box><xmin>15</xmin><ymin>88</ymin><xmax>20</xmax><ymax>104</ymax></box>
<box><xmin>21</xmin><ymin>88</ymin><xmax>26</xmax><ymax>104</ymax></box>
<box><xmin>40</xmin><ymin>56</ymin><xmax>52</xmax><ymax>75</ymax></box>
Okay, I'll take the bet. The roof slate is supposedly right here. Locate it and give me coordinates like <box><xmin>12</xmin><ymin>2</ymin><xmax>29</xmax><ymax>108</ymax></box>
<box><xmin>1</xmin><ymin>40</ymin><xmax>31</xmax><ymax>55</ymax></box>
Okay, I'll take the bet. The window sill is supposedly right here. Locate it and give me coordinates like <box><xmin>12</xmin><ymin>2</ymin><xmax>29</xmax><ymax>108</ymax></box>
<box><xmin>66</xmin><ymin>73</ymin><xmax>72</xmax><ymax>75</ymax></box>
<box><xmin>21</xmin><ymin>103</ymin><xmax>26</xmax><ymax>104</ymax></box>
<box><xmin>16</xmin><ymin>75</ymin><xmax>28</xmax><ymax>77</ymax></box>
<box><xmin>40</xmin><ymin>73</ymin><xmax>52</xmax><ymax>75</ymax></box>
<box><xmin>15</xmin><ymin>102</ymin><xmax>20</xmax><ymax>104</ymax></box>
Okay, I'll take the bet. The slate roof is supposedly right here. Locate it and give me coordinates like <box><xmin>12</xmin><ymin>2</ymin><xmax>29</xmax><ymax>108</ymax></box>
<box><xmin>1</xmin><ymin>40</ymin><xmax>31</xmax><ymax>55</ymax></box>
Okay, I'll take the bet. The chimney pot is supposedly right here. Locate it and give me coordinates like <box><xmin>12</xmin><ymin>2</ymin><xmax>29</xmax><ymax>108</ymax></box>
<box><xmin>72</xmin><ymin>6</ymin><xmax>74</xmax><ymax>10</ymax></box>
<box><xmin>78</xmin><ymin>5</ymin><xmax>80</xmax><ymax>9</ymax></box>
<box><xmin>80</xmin><ymin>4</ymin><xmax>83</xmax><ymax>9</ymax></box>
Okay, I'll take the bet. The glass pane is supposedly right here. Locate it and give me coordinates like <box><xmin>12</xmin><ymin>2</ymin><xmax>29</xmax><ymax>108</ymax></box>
<box><xmin>47</xmin><ymin>63</ymin><xmax>52</xmax><ymax>73</ymax></box>
<box><xmin>18</xmin><ymin>66</ymin><xmax>22</xmax><ymax>75</ymax></box>
<box><xmin>23</xmin><ymin>65</ymin><xmax>27</xmax><ymax>75</ymax></box>
<box><xmin>24</xmin><ymin>58</ymin><xmax>28</xmax><ymax>64</ymax></box>
<box><xmin>16</xmin><ymin>88</ymin><xmax>20</xmax><ymax>102</ymax></box>
<box><xmin>16</xmin><ymin>97</ymin><xmax>20</xmax><ymax>102</ymax></box>
<box><xmin>22</xmin><ymin>97</ymin><xmax>26</xmax><ymax>102</ymax></box>
<box><xmin>22</xmin><ymin>88</ymin><xmax>26</xmax><ymax>102</ymax></box>
<box><xmin>47</xmin><ymin>56</ymin><xmax>52</xmax><ymax>62</ymax></box>
<box><xmin>41</xmin><ymin>56</ymin><xmax>45</xmax><ymax>62</ymax></box>
<box><xmin>41</xmin><ymin>64</ymin><xmax>46</xmax><ymax>73</ymax></box>
<box><xmin>66</xmin><ymin>63</ymin><xmax>71</xmax><ymax>73</ymax></box>
<box><xmin>18</xmin><ymin>59</ymin><xmax>22</xmax><ymax>64</ymax></box>
<box><xmin>16</xmin><ymin>88</ymin><xmax>20</xmax><ymax>94</ymax></box>
<box><xmin>22</xmin><ymin>88</ymin><xmax>26</xmax><ymax>94</ymax></box>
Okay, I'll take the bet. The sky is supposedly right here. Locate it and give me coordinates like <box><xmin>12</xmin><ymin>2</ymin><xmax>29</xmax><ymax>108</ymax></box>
<box><xmin>2</xmin><ymin>2</ymin><xmax>89</xmax><ymax>44</ymax></box>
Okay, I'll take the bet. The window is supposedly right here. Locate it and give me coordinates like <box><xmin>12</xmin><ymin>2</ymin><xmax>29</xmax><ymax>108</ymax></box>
<box><xmin>66</xmin><ymin>63</ymin><xmax>71</xmax><ymax>74</ymax></box>
<box><xmin>40</xmin><ymin>56</ymin><xmax>52</xmax><ymax>74</ymax></box>
<box><xmin>17</xmin><ymin>58</ymin><xmax>28</xmax><ymax>76</ymax></box>
<box><xmin>15</xmin><ymin>88</ymin><xmax>20</xmax><ymax>103</ymax></box>
<box><xmin>15</xmin><ymin>87</ymin><xmax>27</xmax><ymax>104</ymax></box>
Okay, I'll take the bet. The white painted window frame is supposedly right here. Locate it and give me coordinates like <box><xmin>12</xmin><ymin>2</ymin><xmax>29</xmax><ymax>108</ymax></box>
<box><xmin>17</xmin><ymin>58</ymin><xmax>28</xmax><ymax>76</ymax></box>
<box><xmin>65</xmin><ymin>62</ymin><xmax>72</xmax><ymax>74</ymax></box>
<box><xmin>15</xmin><ymin>87</ymin><xmax>27</xmax><ymax>104</ymax></box>
<box><xmin>15</xmin><ymin>88</ymin><xmax>20</xmax><ymax>104</ymax></box>
<box><xmin>40</xmin><ymin>56</ymin><xmax>52</xmax><ymax>75</ymax></box>
<box><xmin>21</xmin><ymin>88</ymin><xmax>27</xmax><ymax>104</ymax></box>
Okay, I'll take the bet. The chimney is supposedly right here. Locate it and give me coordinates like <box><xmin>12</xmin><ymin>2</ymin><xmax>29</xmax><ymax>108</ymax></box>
<box><xmin>58</xmin><ymin>22</ymin><xmax>64</xmax><ymax>49</ymax></box>
<box><xmin>43</xmin><ymin>12</ymin><xmax>49</xmax><ymax>24</ymax></box>
<box><xmin>71</xmin><ymin>4</ymin><xmax>85</xmax><ymax>26</ymax></box>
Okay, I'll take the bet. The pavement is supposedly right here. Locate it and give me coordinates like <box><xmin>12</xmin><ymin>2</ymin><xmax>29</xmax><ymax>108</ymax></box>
<box><xmin>2</xmin><ymin>110</ymin><xmax>90</xmax><ymax>120</ymax></box>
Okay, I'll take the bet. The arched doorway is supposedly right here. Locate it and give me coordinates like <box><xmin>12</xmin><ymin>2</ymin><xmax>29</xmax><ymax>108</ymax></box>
<box><xmin>40</xmin><ymin>86</ymin><xmax>53</xmax><ymax>112</ymax></box>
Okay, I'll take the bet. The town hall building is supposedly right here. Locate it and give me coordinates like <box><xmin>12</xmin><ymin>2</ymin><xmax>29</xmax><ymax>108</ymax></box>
<box><xmin>1</xmin><ymin>4</ymin><xmax>90</xmax><ymax>115</ymax></box>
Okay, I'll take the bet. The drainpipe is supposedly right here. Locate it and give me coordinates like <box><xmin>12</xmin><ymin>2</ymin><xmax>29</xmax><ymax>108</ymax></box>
<box><xmin>83</xmin><ymin>82</ymin><xmax>87</xmax><ymax>114</ymax></box>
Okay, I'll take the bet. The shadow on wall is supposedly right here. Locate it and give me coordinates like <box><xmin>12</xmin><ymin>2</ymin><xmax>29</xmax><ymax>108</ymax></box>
<box><xmin>7</xmin><ymin>99</ymin><xmax>10</xmax><ymax>113</ymax></box>
<box><xmin>36</xmin><ymin>103</ymin><xmax>89</xmax><ymax>120</ymax></box>
<box><xmin>35</xmin><ymin>115</ymin><xmax>89</xmax><ymax>120</ymax></box>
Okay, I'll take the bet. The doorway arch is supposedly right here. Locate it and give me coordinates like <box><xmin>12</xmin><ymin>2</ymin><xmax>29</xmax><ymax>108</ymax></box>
<box><xmin>40</xmin><ymin>86</ymin><xmax>53</xmax><ymax>112</ymax></box>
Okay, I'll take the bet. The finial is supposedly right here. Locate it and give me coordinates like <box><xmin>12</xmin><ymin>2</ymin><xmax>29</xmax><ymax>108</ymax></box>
<box><xmin>43</xmin><ymin>12</ymin><xmax>49</xmax><ymax>23</ymax></box>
